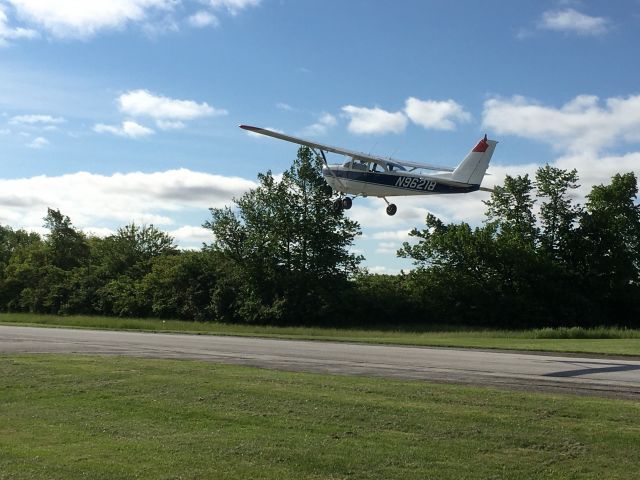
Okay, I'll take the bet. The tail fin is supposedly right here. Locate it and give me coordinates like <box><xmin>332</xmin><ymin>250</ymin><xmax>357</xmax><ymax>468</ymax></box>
<box><xmin>451</xmin><ymin>135</ymin><xmax>497</xmax><ymax>185</ymax></box>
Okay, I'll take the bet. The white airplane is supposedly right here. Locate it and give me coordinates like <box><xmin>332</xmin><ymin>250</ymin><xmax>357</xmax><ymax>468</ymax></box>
<box><xmin>240</xmin><ymin>125</ymin><xmax>497</xmax><ymax>216</ymax></box>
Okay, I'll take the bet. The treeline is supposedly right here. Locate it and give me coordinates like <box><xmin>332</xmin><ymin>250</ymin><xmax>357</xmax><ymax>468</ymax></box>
<box><xmin>1</xmin><ymin>147</ymin><xmax>639</xmax><ymax>328</ymax></box>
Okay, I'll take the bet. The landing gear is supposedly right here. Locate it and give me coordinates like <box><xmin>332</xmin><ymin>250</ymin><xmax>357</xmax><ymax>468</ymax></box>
<box><xmin>382</xmin><ymin>197</ymin><xmax>397</xmax><ymax>216</ymax></box>
<box><xmin>386</xmin><ymin>204</ymin><xmax>397</xmax><ymax>216</ymax></box>
<box><xmin>333</xmin><ymin>196</ymin><xmax>353</xmax><ymax>213</ymax></box>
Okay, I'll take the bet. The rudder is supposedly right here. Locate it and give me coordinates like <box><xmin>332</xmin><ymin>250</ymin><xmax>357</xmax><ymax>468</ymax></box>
<box><xmin>451</xmin><ymin>135</ymin><xmax>497</xmax><ymax>185</ymax></box>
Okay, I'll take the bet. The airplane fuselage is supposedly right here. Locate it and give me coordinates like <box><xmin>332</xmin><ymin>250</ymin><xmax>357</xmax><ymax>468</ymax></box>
<box><xmin>323</xmin><ymin>165</ymin><xmax>479</xmax><ymax>198</ymax></box>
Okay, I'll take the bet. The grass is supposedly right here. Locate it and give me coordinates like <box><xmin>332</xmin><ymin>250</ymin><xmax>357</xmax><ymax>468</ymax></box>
<box><xmin>2</xmin><ymin>312</ymin><xmax>640</xmax><ymax>356</ymax></box>
<box><xmin>1</xmin><ymin>354</ymin><xmax>639</xmax><ymax>479</ymax></box>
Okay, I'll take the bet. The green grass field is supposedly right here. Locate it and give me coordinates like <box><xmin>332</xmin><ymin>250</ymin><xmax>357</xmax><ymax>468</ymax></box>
<box><xmin>1</xmin><ymin>355</ymin><xmax>639</xmax><ymax>479</ymax></box>
<box><xmin>2</xmin><ymin>312</ymin><xmax>640</xmax><ymax>356</ymax></box>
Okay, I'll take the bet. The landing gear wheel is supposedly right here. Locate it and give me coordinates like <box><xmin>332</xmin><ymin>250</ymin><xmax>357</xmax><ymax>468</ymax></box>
<box><xmin>386</xmin><ymin>204</ymin><xmax>397</xmax><ymax>216</ymax></box>
<box><xmin>333</xmin><ymin>199</ymin><xmax>343</xmax><ymax>212</ymax></box>
<box><xmin>342</xmin><ymin>197</ymin><xmax>352</xmax><ymax>210</ymax></box>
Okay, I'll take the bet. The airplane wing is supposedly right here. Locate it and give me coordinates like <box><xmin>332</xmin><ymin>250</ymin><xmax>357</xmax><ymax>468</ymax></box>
<box><xmin>240</xmin><ymin>125</ymin><xmax>455</xmax><ymax>172</ymax></box>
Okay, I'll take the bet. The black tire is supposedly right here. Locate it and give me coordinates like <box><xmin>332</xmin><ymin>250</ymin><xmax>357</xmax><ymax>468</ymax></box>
<box><xmin>342</xmin><ymin>197</ymin><xmax>353</xmax><ymax>210</ymax></box>
<box><xmin>386</xmin><ymin>204</ymin><xmax>397</xmax><ymax>216</ymax></box>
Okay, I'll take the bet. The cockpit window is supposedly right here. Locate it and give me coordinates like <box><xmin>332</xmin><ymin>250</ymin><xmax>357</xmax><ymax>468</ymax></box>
<box><xmin>387</xmin><ymin>162</ymin><xmax>406</xmax><ymax>172</ymax></box>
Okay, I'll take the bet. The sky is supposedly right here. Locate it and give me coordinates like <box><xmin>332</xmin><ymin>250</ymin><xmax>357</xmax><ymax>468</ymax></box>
<box><xmin>1</xmin><ymin>0</ymin><xmax>640</xmax><ymax>273</ymax></box>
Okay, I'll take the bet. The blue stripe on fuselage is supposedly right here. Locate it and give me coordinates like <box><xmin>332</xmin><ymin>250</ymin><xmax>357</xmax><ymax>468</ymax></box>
<box><xmin>331</xmin><ymin>170</ymin><xmax>478</xmax><ymax>194</ymax></box>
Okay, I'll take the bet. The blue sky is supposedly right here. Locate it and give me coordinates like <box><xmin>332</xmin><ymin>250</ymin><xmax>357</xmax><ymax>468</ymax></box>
<box><xmin>1</xmin><ymin>0</ymin><xmax>640</xmax><ymax>273</ymax></box>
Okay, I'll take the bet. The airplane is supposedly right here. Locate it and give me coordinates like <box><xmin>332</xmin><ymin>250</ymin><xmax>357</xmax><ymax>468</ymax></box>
<box><xmin>240</xmin><ymin>125</ymin><xmax>497</xmax><ymax>216</ymax></box>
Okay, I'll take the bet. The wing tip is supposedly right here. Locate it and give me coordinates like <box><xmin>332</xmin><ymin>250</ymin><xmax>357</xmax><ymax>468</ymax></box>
<box><xmin>239</xmin><ymin>124</ymin><xmax>259</xmax><ymax>131</ymax></box>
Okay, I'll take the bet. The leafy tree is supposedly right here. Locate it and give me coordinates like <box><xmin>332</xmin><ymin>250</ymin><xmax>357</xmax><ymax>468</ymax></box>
<box><xmin>143</xmin><ymin>251</ymin><xmax>223</xmax><ymax>321</ymax></box>
<box><xmin>484</xmin><ymin>174</ymin><xmax>537</xmax><ymax>246</ymax></box>
<box><xmin>43</xmin><ymin>208</ymin><xmax>90</xmax><ymax>270</ymax></box>
<box><xmin>204</xmin><ymin>146</ymin><xmax>362</xmax><ymax>324</ymax></box>
<box><xmin>94</xmin><ymin>223</ymin><xmax>178</xmax><ymax>279</ymax></box>
<box><xmin>577</xmin><ymin>172</ymin><xmax>640</xmax><ymax>322</ymax></box>
<box><xmin>535</xmin><ymin>166</ymin><xmax>581</xmax><ymax>261</ymax></box>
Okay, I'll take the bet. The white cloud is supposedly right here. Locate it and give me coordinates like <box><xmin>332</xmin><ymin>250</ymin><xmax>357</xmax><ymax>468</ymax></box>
<box><xmin>0</xmin><ymin>4</ymin><xmax>38</xmax><ymax>46</ymax></box>
<box><xmin>300</xmin><ymin>112</ymin><xmax>337</xmax><ymax>136</ymax></box>
<box><xmin>342</xmin><ymin>105</ymin><xmax>408</xmax><ymax>135</ymax></box>
<box><xmin>371</xmin><ymin>229</ymin><xmax>412</xmax><ymax>241</ymax></box>
<box><xmin>205</xmin><ymin>0</ymin><xmax>261</xmax><ymax>16</ymax></box>
<box><xmin>26</xmin><ymin>136</ymin><xmax>48</xmax><ymax>148</ymax></box>
<box><xmin>376</xmin><ymin>241</ymin><xmax>399</xmax><ymax>254</ymax></box>
<box><xmin>482</xmin><ymin>94</ymin><xmax>640</xmax><ymax>154</ymax></box>
<box><xmin>0</xmin><ymin>128</ymin><xmax>10</xmax><ymax>135</ymax></box>
<box><xmin>93</xmin><ymin>120</ymin><xmax>155</xmax><ymax>138</ymax></box>
<box><xmin>83</xmin><ymin>226</ymin><xmax>116</xmax><ymax>238</ymax></box>
<box><xmin>367</xmin><ymin>265</ymin><xmax>402</xmax><ymax>275</ymax></box>
<box><xmin>538</xmin><ymin>8</ymin><xmax>610</xmax><ymax>36</ymax></box>
<box><xmin>9</xmin><ymin>114</ymin><xmax>65</xmax><ymax>125</ymax></box>
<box><xmin>118</xmin><ymin>89</ymin><xmax>226</xmax><ymax>129</ymax></box>
<box><xmin>187</xmin><ymin>10</ymin><xmax>218</xmax><ymax>28</ymax></box>
<box><xmin>6</xmin><ymin>0</ymin><xmax>176</xmax><ymax>39</ymax></box>
<box><xmin>168</xmin><ymin>225</ymin><xmax>213</xmax><ymax>245</ymax></box>
<box><xmin>404</xmin><ymin>97</ymin><xmax>471</xmax><ymax>131</ymax></box>
<box><xmin>0</xmin><ymin>168</ymin><xmax>257</xmax><ymax>231</ymax></box>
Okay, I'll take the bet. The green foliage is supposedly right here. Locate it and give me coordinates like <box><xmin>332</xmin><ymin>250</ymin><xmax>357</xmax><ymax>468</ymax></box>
<box><xmin>43</xmin><ymin>208</ymin><xmax>90</xmax><ymax>270</ymax></box>
<box><xmin>402</xmin><ymin>169</ymin><xmax>640</xmax><ymax>327</ymax></box>
<box><xmin>0</xmin><ymin>163</ymin><xmax>638</xmax><ymax>329</ymax></box>
<box><xmin>204</xmin><ymin>146</ymin><xmax>362</xmax><ymax>324</ymax></box>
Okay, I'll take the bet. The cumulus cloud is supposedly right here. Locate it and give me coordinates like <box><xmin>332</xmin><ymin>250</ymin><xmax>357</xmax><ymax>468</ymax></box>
<box><xmin>1</xmin><ymin>0</ymin><xmax>261</xmax><ymax>43</ymax></box>
<box><xmin>342</xmin><ymin>105</ymin><xmax>408</xmax><ymax>135</ymax></box>
<box><xmin>404</xmin><ymin>97</ymin><xmax>471</xmax><ymax>131</ymax></box>
<box><xmin>93</xmin><ymin>120</ymin><xmax>155</xmax><ymax>138</ymax></box>
<box><xmin>482</xmin><ymin>94</ymin><xmax>640</xmax><ymax>154</ymax></box>
<box><xmin>5</xmin><ymin>0</ymin><xmax>176</xmax><ymax>39</ymax></box>
<box><xmin>341</xmin><ymin>98</ymin><xmax>471</xmax><ymax>135</ymax></box>
<box><xmin>0</xmin><ymin>168</ymin><xmax>256</xmax><ymax>232</ymax></box>
<box><xmin>117</xmin><ymin>89</ymin><xmax>226</xmax><ymax>129</ymax></box>
<box><xmin>300</xmin><ymin>113</ymin><xmax>337</xmax><ymax>136</ymax></box>
<box><xmin>538</xmin><ymin>8</ymin><xmax>610</xmax><ymax>36</ymax></box>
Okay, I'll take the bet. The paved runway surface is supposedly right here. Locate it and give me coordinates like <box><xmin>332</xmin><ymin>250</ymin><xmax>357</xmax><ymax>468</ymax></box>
<box><xmin>2</xmin><ymin>325</ymin><xmax>640</xmax><ymax>399</ymax></box>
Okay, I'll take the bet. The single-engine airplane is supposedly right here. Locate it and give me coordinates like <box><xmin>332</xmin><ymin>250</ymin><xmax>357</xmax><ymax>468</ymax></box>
<box><xmin>240</xmin><ymin>125</ymin><xmax>497</xmax><ymax>216</ymax></box>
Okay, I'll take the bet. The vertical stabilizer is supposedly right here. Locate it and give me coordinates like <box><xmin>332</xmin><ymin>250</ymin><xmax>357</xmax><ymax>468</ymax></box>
<box><xmin>451</xmin><ymin>135</ymin><xmax>497</xmax><ymax>185</ymax></box>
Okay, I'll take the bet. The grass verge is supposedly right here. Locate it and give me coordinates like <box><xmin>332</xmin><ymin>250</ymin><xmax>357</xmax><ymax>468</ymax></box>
<box><xmin>1</xmin><ymin>354</ymin><xmax>639</xmax><ymax>479</ymax></box>
<box><xmin>2</xmin><ymin>312</ymin><xmax>640</xmax><ymax>356</ymax></box>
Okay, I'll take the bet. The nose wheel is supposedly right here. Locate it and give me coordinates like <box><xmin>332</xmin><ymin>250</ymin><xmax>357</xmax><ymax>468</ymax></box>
<box><xmin>332</xmin><ymin>196</ymin><xmax>353</xmax><ymax>212</ymax></box>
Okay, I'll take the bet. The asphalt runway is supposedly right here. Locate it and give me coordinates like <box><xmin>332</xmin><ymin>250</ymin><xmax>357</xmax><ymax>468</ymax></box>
<box><xmin>2</xmin><ymin>325</ymin><xmax>640</xmax><ymax>399</ymax></box>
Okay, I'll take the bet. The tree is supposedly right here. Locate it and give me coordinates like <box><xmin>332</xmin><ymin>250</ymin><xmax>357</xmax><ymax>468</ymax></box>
<box><xmin>143</xmin><ymin>251</ymin><xmax>223</xmax><ymax>321</ymax></box>
<box><xmin>43</xmin><ymin>208</ymin><xmax>90</xmax><ymax>270</ymax></box>
<box><xmin>484</xmin><ymin>174</ymin><xmax>537</xmax><ymax>246</ymax></box>
<box><xmin>535</xmin><ymin>165</ymin><xmax>581</xmax><ymax>261</ymax></box>
<box><xmin>577</xmin><ymin>172</ymin><xmax>640</xmax><ymax>322</ymax></box>
<box><xmin>94</xmin><ymin>223</ymin><xmax>178</xmax><ymax>279</ymax></box>
<box><xmin>204</xmin><ymin>146</ymin><xmax>362</xmax><ymax>324</ymax></box>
